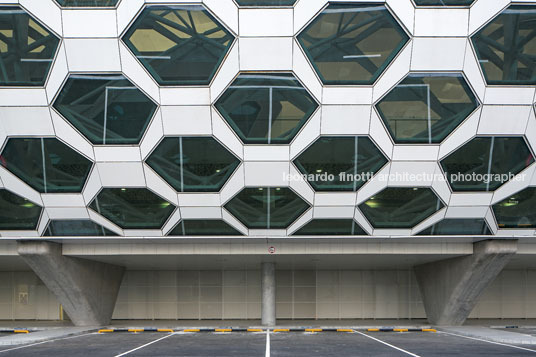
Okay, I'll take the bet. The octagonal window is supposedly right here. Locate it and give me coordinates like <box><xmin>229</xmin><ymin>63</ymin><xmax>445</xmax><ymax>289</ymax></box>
<box><xmin>1</xmin><ymin>138</ymin><xmax>93</xmax><ymax>193</ymax></box>
<box><xmin>375</xmin><ymin>73</ymin><xmax>479</xmax><ymax>144</ymax></box>
<box><xmin>168</xmin><ymin>220</ymin><xmax>243</xmax><ymax>236</ymax></box>
<box><xmin>293</xmin><ymin>136</ymin><xmax>387</xmax><ymax>191</ymax></box>
<box><xmin>215</xmin><ymin>73</ymin><xmax>318</xmax><ymax>144</ymax></box>
<box><xmin>293</xmin><ymin>219</ymin><xmax>366</xmax><ymax>236</ymax></box>
<box><xmin>413</xmin><ymin>0</ymin><xmax>474</xmax><ymax>5</ymax></box>
<box><xmin>53</xmin><ymin>74</ymin><xmax>157</xmax><ymax>145</ymax></box>
<box><xmin>43</xmin><ymin>219</ymin><xmax>118</xmax><ymax>236</ymax></box>
<box><xmin>0</xmin><ymin>190</ymin><xmax>42</xmax><ymax>230</ymax></box>
<box><xmin>146</xmin><ymin>137</ymin><xmax>240</xmax><ymax>192</ymax></box>
<box><xmin>55</xmin><ymin>0</ymin><xmax>119</xmax><ymax>6</ymax></box>
<box><xmin>472</xmin><ymin>5</ymin><xmax>536</xmax><ymax>85</ymax></box>
<box><xmin>0</xmin><ymin>6</ymin><xmax>60</xmax><ymax>86</ymax></box>
<box><xmin>224</xmin><ymin>187</ymin><xmax>310</xmax><ymax>229</ymax></box>
<box><xmin>89</xmin><ymin>188</ymin><xmax>175</xmax><ymax>229</ymax></box>
<box><xmin>122</xmin><ymin>5</ymin><xmax>235</xmax><ymax>86</ymax></box>
<box><xmin>493</xmin><ymin>187</ymin><xmax>536</xmax><ymax>229</ymax></box>
<box><xmin>440</xmin><ymin>137</ymin><xmax>534</xmax><ymax>192</ymax></box>
<box><xmin>417</xmin><ymin>218</ymin><xmax>491</xmax><ymax>235</ymax></box>
<box><xmin>297</xmin><ymin>3</ymin><xmax>409</xmax><ymax>85</ymax></box>
<box><xmin>359</xmin><ymin>187</ymin><xmax>444</xmax><ymax>229</ymax></box>
<box><xmin>235</xmin><ymin>0</ymin><xmax>296</xmax><ymax>5</ymax></box>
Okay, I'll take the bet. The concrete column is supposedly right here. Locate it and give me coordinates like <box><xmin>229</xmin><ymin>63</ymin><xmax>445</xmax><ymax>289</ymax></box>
<box><xmin>414</xmin><ymin>239</ymin><xmax>517</xmax><ymax>326</ymax></box>
<box><xmin>18</xmin><ymin>241</ymin><xmax>124</xmax><ymax>326</ymax></box>
<box><xmin>261</xmin><ymin>262</ymin><xmax>276</xmax><ymax>326</ymax></box>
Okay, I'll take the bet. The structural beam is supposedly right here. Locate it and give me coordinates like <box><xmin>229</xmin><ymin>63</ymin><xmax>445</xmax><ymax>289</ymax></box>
<box><xmin>414</xmin><ymin>239</ymin><xmax>517</xmax><ymax>326</ymax></box>
<box><xmin>18</xmin><ymin>241</ymin><xmax>124</xmax><ymax>326</ymax></box>
<box><xmin>261</xmin><ymin>262</ymin><xmax>276</xmax><ymax>326</ymax></box>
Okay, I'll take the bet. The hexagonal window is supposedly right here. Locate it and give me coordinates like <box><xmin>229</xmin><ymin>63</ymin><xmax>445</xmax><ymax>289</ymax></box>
<box><xmin>235</xmin><ymin>0</ymin><xmax>296</xmax><ymax>5</ymax></box>
<box><xmin>297</xmin><ymin>3</ymin><xmax>409</xmax><ymax>85</ymax></box>
<box><xmin>224</xmin><ymin>187</ymin><xmax>310</xmax><ymax>229</ymax></box>
<box><xmin>493</xmin><ymin>187</ymin><xmax>536</xmax><ymax>229</ymax></box>
<box><xmin>440</xmin><ymin>137</ymin><xmax>534</xmax><ymax>192</ymax></box>
<box><xmin>55</xmin><ymin>0</ymin><xmax>119</xmax><ymax>6</ymax></box>
<box><xmin>89</xmin><ymin>188</ymin><xmax>176</xmax><ymax>229</ymax></box>
<box><xmin>375</xmin><ymin>73</ymin><xmax>479</xmax><ymax>144</ymax></box>
<box><xmin>417</xmin><ymin>218</ymin><xmax>492</xmax><ymax>235</ymax></box>
<box><xmin>293</xmin><ymin>219</ymin><xmax>367</xmax><ymax>236</ymax></box>
<box><xmin>215</xmin><ymin>73</ymin><xmax>318</xmax><ymax>144</ymax></box>
<box><xmin>472</xmin><ymin>5</ymin><xmax>536</xmax><ymax>85</ymax></box>
<box><xmin>413</xmin><ymin>0</ymin><xmax>475</xmax><ymax>5</ymax></box>
<box><xmin>1</xmin><ymin>138</ymin><xmax>93</xmax><ymax>193</ymax></box>
<box><xmin>0</xmin><ymin>189</ymin><xmax>42</xmax><ymax>230</ymax></box>
<box><xmin>43</xmin><ymin>219</ymin><xmax>118</xmax><ymax>236</ymax></box>
<box><xmin>359</xmin><ymin>187</ymin><xmax>444</xmax><ymax>229</ymax></box>
<box><xmin>0</xmin><ymin>6</ymin><xmax>60</xmax><ymax>86</ymax></box>
<box><xmin>168</xmin><ymin>220</ymin><xmax>243</xmax><ymax>236</ymax></box>
<box><xmin>146</xmin><ymin>137</ymin><xmax>240</xmax><ymax>192</ymax></box>
<box><xmin>53</xmin><ymin>74</ymin><xmax>157</xmax><ymax>145</ymax></box>
<box><xmin>293</xmin><ymin>136</ymin><xmax>388</xmax><ymax>191</ymax></box>
<box><xmin>122</xmin><ymin>5</ymin><xmax>235</xmax><ymax>86</ymax></box>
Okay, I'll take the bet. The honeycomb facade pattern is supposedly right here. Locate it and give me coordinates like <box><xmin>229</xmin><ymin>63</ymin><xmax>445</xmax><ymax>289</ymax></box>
<box><xmin>0</xmin><ymin>0</ymin><xmax>535</xmax><ymax>238</ymax></box>
<box><xmin>53</xmin><ymin>74</ymin><xmax>158</xmax><ymax>145</ymax></box>
<box><xmin>471</xmin><ymin>5</ymin><xmax>536</xmax><ymax>85</ymax></box>
<box><xmin>375</xmin><ymin>73</ymin><xmax>479</xmax><ymax>144</ymax></box>
<box><xmin>0</xmin><ymin>6</ymin><xmax>60</xmax><ymax>86</ymax></box>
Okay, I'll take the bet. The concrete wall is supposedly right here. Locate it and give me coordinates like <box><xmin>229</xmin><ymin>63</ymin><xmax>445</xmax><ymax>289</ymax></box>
<box><xmin>2</xmin><ymin>269</ymin><xmax>536</xmax><ymax>321</ymax></box>
<box><xmin>0</xmin><ymin>272</ymin><xmax>59</xmax><ymax>320</ymax></box>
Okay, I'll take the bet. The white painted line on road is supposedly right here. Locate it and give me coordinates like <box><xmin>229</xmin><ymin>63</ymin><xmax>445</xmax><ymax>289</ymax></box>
<box><xmin>354</xmin><ymin>331</ymin><xmax>421</xmax><ymax>357</ymax></box>
<box><xmin>114</xmin><ymin>332</ymin><xmax>176</xmax><ymax>357</ymax></box>
<box><xmin>0</xmin><ymin>332</ymin><xmax>96</xmax><ymax>354</ymax></box>
<box><xmin>440</xmin><ymin>331</ymin><xmax>536</xmax><ymax>353</ymax></box>
<box><xmin>265</xmin><ymin>329</ymin><xmax>270</xmax><ymax>357</ymax></box>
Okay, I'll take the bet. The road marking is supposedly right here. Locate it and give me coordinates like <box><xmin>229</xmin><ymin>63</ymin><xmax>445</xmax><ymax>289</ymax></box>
<box><xmin>0</xmin><ymin>332</ymin><xmax>96</xmax><ymax>354</ymax></box>
<box><xmin>440</xmin><ymin>331</ymin><xmax>536</xmax><ymax>353</ymax></box>
<box><xmin>114</xmin><ymin>332</ymin><xmax>175</xmax><ymax>357</ymax></box>
<box><xmin>354</xmin><ymin>331</ymin><xmax>421</xmax><ymax>357</ymax></box>
<box><xmin>265</xmin><ymin>329</ymin><xmax>270</xmax><ymax>357</ymax></box>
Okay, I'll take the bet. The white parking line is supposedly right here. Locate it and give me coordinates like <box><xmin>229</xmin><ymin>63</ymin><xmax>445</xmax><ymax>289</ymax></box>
<box><xmin>265</xmin><ymin>330</ymin><xmax>270</xmax><ymax>357</ymax></box>
<box><xmin>439</xmin><ymin>331</ymin><xmax>536</xmax><ymax>353</ymax></box>
<box><xmin>354</xmin><ymin>331</ymin><xmax>421</xmax><ymax>357</ymax></box>
<box><xmin>114</xmin><ymin>332</ymin><xmax>176</xmax><ymax>357</ymax></box>
<box><xmin>0</xmin><ymin>332</ymin><xmax>96</xmax><ymax>354</ymax></box>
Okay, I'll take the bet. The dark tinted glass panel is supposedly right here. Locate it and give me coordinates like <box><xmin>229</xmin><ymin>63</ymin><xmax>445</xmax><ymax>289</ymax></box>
<box><xmin>55</xmin><ymin>0</ymin><xmax>119</xmax><ymax>6</ymax></box>
<box><xmin>1</xmin><ymin>138</ymin><xmax>93</xmax><ymax>193</ymax></box>
<box><xmin>235</xmin><ymin>0</ymin><xmax>296</xmax><ymax>5</ymax></box>
<box><xmin>294</xmin><ymin>136</ymin><xmax>387</xmax><ymax>191</ymax></box>
<box><xmin>146</xmin><ymin>137</ymin><xmax>240</xmax><ymax>192</ymax></box>
<box><xmin>418</xmin><ymin>218</ymin><xmax>492</xmax><ymax>235</ymax></box>
<box><xmin>53</xmin><ymin>74</ymin><xmax>157</xmax><ymax>145</ymax></box>
<box><xmin>0</xmin><ymin>190</ymin><xmax>41</xmax><ymax>230</ymax></box>
<box><xmin>89</xmin><ymin>188</ymin><xmax>175</xmax><ymax>229</ymax></box>
<box><xmin>224</xmin><ymin>187</ymin><xmax>310</xmax><ymax>229</ymax></box>
<box><xmin>215</xmin><ymin>73</ymin><xmax>318</xmax><ymax>144</ymax></box>
<box><xmin>293</xmin><ymin>219</ymin><xmax>367</xmax><ymax>235</ymax></box>
<box><xmin>493</xmin><ymin>187</ymin><xmax>536</xmax><ymax>228</ymax></box>
<box><xmin>440</xmin><ymin>137</ymin><xmax>534</xmax><ymax>192</ymax></box>
<box><xmin>359</xmin><ymin>187</ymin><xmax>444</xmax><ymax>228</ymax></box>
<box><xmin>0</xmin><ymin>6</ymin><xmax>60</xmax><ymax>86</ymax></box>
<box><xmin>168</xmin><ymin>220</ymin><xmax>242</xmax><ymax>236</ymax></box>
<box><xmin>122</xmin><ymin>5</ymin><xmax>235</xmax><ymax>85</ymax></box>
<box><xmin>414</xmin><ymin>0</ymin><xmax>475</xmax><ymax>5</ymax></box>
<box><xmin>375</xmin><ymin>74</ymin><xmax>479</xmax><ymax>144</ymax></box>
<box><xmin>297</xmin><ymin>3</ymin><xmax>409</xmax><ymax>85</ymax></box>
<box><xmin>43</xmin><ymin>219</ymin><xmax>118</xmax><ymax>236</ymax></box>
<box><xmin>472</xmin><ymin>5</ymin><xmax>536</xmax><ymax>85</ymax></box>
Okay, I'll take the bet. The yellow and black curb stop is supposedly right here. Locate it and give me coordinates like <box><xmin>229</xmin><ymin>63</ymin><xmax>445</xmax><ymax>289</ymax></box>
<box><xmin>0</xmin><ymin>329</ymin><xmax>29</xmax><ymax>334</ymax></box>
<box><xmin>98</xmin><ymin>327</ymin><xmax>436</xmax><ymax>334</ymax></box>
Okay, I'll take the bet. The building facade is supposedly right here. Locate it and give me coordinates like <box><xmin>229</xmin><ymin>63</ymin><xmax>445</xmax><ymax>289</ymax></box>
<box><xmin>0</xmin><ymin>0</ymin><xmax>535</xmax><ymax>325</ymax></box>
